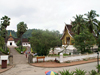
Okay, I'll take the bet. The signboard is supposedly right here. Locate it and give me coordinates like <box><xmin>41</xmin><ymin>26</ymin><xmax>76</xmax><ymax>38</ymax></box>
<box><xmin>1</xmin><ymin>55</ymin><xmax>8</xmax><ymax>60</ymax></box>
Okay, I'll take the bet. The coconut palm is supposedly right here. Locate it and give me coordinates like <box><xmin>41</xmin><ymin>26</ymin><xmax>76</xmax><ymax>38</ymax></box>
<box><xmin>96</xmin><ymin>22</ymin><xmax>100</xmax><ymax>37</ymax></box>
<box><xmin>1</xmin><ymin>15</ymin><xmax>10</xmax><ymax>28</ymax></box>
<box><xmin>84</xmin><ymin>10</ymin><xmax>99</xmax><ymax>33</ymax></box>
<box><xmin>17</xmin><ymin>22</ymin><xmax>28</xmax><ymax>51</ymax></box>
<box><xmin>72</xmin><ymin>15</ymin><xmax>85</xmax><ymax>35</ymax></box>
<box><xmin>1</xmin><ymin>15</ymin><xmax>10</xmax><ymax>52</ymax></box>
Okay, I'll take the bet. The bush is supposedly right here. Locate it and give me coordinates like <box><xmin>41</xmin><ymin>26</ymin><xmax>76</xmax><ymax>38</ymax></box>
<box><xmin>0</xmin><ymin>47</ymin><xmax>9</xmax><ymax>55</ymax></box>
<box><xmin>63</xmin><ymin>53</ymin><xmax>69</xmax><ymax>56</ymax></box>
<box><xmin>59</xmin><ymin>69</ymin><xmax>74</xmax><ymax>75</ymax></box>
<box><xmin>97</xmin><ymin>65</ymin><xmax>100</xmax><ymax>72</ymax></box>
<box><xmin>74</xmin><ymin>68</ymin><xmax>86</xmax><ymax>75</ymax></box>
<box><xmin>89</xmin><ymin>70</ymin><xmax>97</xmax><ymax>75</ymax></box>
<box><xmin>15</xmin><ymin>47</ymin><xmax>21</xmax><ymax>54</ymax></box>
<box><xmin>15</xmin><ymin>46</ymin><xmax>26</xmax><ymax>54</ymax></box>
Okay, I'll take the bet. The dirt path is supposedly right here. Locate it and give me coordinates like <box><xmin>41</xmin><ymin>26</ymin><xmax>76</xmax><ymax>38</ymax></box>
<box><xmin>8</xmin><ymin>46</ymin><xmax>28</xmax><ymax>64</ymax></box>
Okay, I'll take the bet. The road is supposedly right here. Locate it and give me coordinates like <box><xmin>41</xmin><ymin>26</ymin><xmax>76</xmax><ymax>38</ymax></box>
<box><xmin>0</xmin><ymin>46</ymin><xmax>98</xmax><ymax>75</ymax></box>
<box><xmin>9</xmin><ymin>46</ymin><xmax>28</xmax><ymax>64</ymax></box>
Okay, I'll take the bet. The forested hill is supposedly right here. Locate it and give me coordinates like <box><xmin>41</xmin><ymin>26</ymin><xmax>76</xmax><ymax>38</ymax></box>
<box><xmin>7</xmin><ymin>29</ymin><xmax>62</xmax><ymax>38</ymax></box>
<box><xmin>7</xmin><ymin>29</ymin><xmax>35</xmax><ymax>38</ymax></box>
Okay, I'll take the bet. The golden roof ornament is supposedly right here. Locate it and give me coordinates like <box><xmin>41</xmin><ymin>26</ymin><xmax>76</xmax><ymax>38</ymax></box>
<box><xmin>9</xmin><ymin>32</ymin><xmax>12</xmax><ymax>36</ymax></box>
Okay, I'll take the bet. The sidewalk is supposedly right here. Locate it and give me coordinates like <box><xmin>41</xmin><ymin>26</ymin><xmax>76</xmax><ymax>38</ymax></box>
<box><xmin>0</xmin><ymin>65</ymin><xmax>13</xmax><ymax>73</ymax></box>
<box><xmin>31</xmin><ymin>58</ymin><xmax>100</xmax><ymax>68</ymax></box>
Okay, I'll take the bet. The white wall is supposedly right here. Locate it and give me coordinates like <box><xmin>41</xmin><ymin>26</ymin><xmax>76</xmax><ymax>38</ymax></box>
<box><xmin>32</xmin><ymin>56</ymin><xmax>56</xmax><ymax>63</ymax></box>
<box><xmin>7</xmin><ymin>41</ymin><xmax>17</xmax><ymax>47</ymax></box>
<box><xmin>0</xmin><ymin>55</ymin><xmax>9</xmax><ymax>65</ymax></box>
<box><xmin>32</xmin><ymin>53</ymin><xmax>100</xmax><ymax>63</ymax></box>
<box><xmin>7</xmin><ymin>41</ymin><xmax>30</xmax><ymax>47</ymax></box>
<box><xmin>22</xmin><ymin>42</ymin><xmax>30</xmax><ymax>47</ymax></box>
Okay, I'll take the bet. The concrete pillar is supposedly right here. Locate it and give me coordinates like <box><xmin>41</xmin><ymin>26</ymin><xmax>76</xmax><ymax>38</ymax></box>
<box><xmin>71</xmin><ymin>52</ymin><xmax>73</xmax><ymax>55</ymax></box>
<box><xmin>79</xmin><ymin>53</ymin><xmax>81</xmax><ymax>56</ymax></box>
<box><xmin>8</xmin><ymin>55</ymin><xmax>13</xmax><ymax>65</ymax></box>
<box><xmin>60</xmin><ymin>53</ymin><xmax>63</xmax><ymax>63</ymax></box>
<box><xmin>28</xmin><ymin>54</ymin><xmax>33</xmax><ymax>63</ymax></box>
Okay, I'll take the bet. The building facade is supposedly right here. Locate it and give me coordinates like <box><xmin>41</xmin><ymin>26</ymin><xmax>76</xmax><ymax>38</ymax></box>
<box><xmin>61</xmin><ymin>24</ymin><xmax>74</xmax><ymax>46</ymax></box>
<box><xmin>6</xmin><ymin>32</ymin><xmax>30</xmax><ymax>47</ymax></box>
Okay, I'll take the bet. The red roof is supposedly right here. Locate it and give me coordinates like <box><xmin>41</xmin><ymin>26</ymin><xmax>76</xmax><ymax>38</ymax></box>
<box><xmin>6</xmin><ymin>36</ymin><xmax>29</xmax><ymax>43</ymax></box>
<box><xmin>8</xmin><ymin>37</ymin><xmax>14</xmax><ymax>41</ymax></box>
<box><xmin>14</xmin><ymin>38</ymin><xmax>29</xmax><ymax>43</ymax></box>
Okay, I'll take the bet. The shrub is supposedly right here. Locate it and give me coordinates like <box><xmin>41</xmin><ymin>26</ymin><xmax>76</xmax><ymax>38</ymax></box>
<box><xmin>89</xmin><ymin>70</ymin><xmax>97</xmax><ymax>75</ymax></box>
<box><xmin>74</xmin><ymin>68</ymin><xmax>86</xmax><ymax>75</ymax></box>
<box><xmin>63</xmin><ymin>53</ymin><xmax>69</xmax><ymax>56</ymax></box>
<box><xmin>59</xmin><ymin>69</ymin><xmax>74</xmax><ymax>75</ymax></box>
<box><xmin>97</xmin><ymin>65</ymin><xmax>100</xmax><ymax>72</ymax></box>
<box><xmin>15</xmin><ymin>46</ymin><xmax>26</xmax><ymax>54</ymax></box>
<box><xmin>0</xmin><ymin>47</ymin><xmax>9</xmax><ymax>54</ymax></box>
<box><xmin>15</xmin><ymin>47</ymin><xmax>21</xmax><ymax>54</ymax></box>
<box><xmin>83</xmin><ymin>59</ymin><xmax>88</xmax><ymax>61</ymax></box>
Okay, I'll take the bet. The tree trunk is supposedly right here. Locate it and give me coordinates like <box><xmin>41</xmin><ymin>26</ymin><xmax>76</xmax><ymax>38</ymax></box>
<box><xmin>5</xmin><ymin>31</ymin><xmax>7</xmax><ymax>52</ymax></box>
<box><xmin>21</xmin><ymin>35</ymin><xmax>22</xmax><ymax>51</ymax></box>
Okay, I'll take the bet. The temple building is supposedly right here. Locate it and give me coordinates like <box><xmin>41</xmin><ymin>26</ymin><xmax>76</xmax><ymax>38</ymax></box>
<box><xmin>6</xmin><ymin>32</ymin><xmax>30</xmax><ymax>47</ymax></box>
<box><xmin>61</xmin><ymin>23</ymin><xmax>74</xmax><ymax>46</ymax></box>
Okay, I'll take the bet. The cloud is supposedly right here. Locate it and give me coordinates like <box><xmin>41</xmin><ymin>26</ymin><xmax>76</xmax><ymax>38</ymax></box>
<box><xmin>0</xmin><ymin>0</ymin><xmax>100</xmax><ymax>33</ymax></box>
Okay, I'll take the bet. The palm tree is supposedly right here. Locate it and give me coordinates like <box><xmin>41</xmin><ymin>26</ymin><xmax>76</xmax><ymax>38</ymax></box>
<box><xmin>72</xmin><ymin>15</ymin><xmax>85</xmax><ymax>35</ymax></box>
<box><xmin>84</xmin><ymin>10</ymin><xmax>99</xmax><ymax>33</ymax></box>
<box><xmin>1</xmin><ymin>15</ymin><xmax>10</xmax><ymax>28</ymax></box>
<box><xmin>1</xmin><ymin>15</ymin><xmax>10</xmax><ymax>52</ymax></box>
<box><xmin>17</xmin><ymin>22</ymin><xmax>28</xmax><ymax>51</ymax></box>
<box><xmin>97</xmin><ymin>22</ymin><xmax>100</xmax><ymax>37</ymax></box>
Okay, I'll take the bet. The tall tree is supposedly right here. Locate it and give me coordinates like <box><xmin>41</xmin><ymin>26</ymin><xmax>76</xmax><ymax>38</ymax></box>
<box><xmin>30</xmin><ymin>29</ymin><xmax>61</xmax><ymax>56</ymax></box>
<box><xmin>17</xmin><ymin>22</ymin><xmax>28</xmax><ymax>50</ymax></box>
<box><xmin>84</xmin><ymin>10</ymin><xmax>99</xmax><ymax>33</ymax></box>
<box><xmin>0</xmin><ymin>15</ymin><xmax>10</xmax><ymax>51</ymax></box>
<box><xmin>72</xmin><ymin>29</ymin><xmax>96</xmax><ymax>53</ymax></box>
<box><xmin>1</xmin><ymin>15</ymin><xmax>10</xmax><ymax>28</ymax></box>
<box><xmin>72</xmin><ymin>15</ymin><xmax>85</xmax><ymax>35</ymax></box>
<box><xmin>96</xmin><ymin>22</ymin><xmax>100</xmax><ymax>37</ymax></box>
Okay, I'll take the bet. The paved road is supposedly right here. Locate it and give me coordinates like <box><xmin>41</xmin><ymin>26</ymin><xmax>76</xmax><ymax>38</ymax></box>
<box><xmin>0</xmin><ymin>46</ymin><xmax>98</xmax><ymax>75</ymax></box>
<box><xmin>8</xmin><ymin>46</ymin><xmax>28</xmax><ymax>64</ymax></box>
<box><xmin>0</xmin><ymin>62</ymin><xmax>98</xmax><ymax>75</ymax></box>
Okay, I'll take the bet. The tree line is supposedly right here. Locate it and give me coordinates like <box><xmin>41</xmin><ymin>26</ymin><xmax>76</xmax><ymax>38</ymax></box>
<box><xmin>7</xmin><ymin>29</ymin><xmax>36</xmax><ymax>38</ymax></box>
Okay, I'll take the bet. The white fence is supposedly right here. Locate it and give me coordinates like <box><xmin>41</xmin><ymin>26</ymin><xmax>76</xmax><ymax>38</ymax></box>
<box><xmin>32</xmin><ymin>56</ymin><xmax>56</xmax><ymax>63</ymax></box>
<box><xmin>32</xmin><ymin>53</ymin><xmax>100</xmax><ymax>63</ymax></box>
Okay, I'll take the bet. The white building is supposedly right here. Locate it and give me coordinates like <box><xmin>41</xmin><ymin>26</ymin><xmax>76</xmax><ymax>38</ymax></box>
<box><xmin>6</xmin><ymin>32</ymin><xmax>30</xmax><ymax>47</ymax></box>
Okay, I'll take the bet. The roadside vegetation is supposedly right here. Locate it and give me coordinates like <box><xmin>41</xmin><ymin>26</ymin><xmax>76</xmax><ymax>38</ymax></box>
<box><xmin>15</xmin><ymin>46</ymin><xmax>26</xmax><ymax>54</ymax></box>
<box><xmin>0</xmin><ymin>15</ymin><xmax>10</xmax><ymax>54</ymax></box>
<box><xmin>56</xmin><ymin>65</ymin><xmax>100</xmax><ymax>75</ymax></box>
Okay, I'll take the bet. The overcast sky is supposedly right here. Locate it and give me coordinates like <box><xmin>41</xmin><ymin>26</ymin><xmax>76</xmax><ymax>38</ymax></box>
<box><xmin>0</xmin><ymin>0</ymin><xmax>100</xmax><ymax>33</ymax></box>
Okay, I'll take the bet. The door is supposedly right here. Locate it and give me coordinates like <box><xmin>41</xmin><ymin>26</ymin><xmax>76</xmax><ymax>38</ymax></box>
<box><xmin>66</xmin><ymin>37</ymin><xmax>70</xmax><ymax>45</ymax></box>
<box><xmin>10</xmin><ymin>42</ymin><xmax>12</xmax><ymax>45</ymax></box>
<box><xmin>2</xmin><ymin>60</ymin><xmax>7</xmax><ymax>68</ymax></box>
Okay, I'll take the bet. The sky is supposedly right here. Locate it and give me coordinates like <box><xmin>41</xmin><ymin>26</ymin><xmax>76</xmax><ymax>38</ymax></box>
<box><xmin>0</xmin><ymin>0</ymin><xmax>100</xmax><ymax>33</ymax></box>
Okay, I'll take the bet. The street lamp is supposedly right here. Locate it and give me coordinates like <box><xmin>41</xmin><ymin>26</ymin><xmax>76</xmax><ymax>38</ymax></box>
<box><xmin>97</xmin><ymin>51</ymin><xmax>99</xmax><ymax>73</ymax></box>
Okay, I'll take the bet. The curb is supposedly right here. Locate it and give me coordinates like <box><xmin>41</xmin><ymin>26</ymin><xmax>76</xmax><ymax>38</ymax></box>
<box><xmin>0</xmin><ymin>65</ymin><xmax>14</xmax><ymax>73</ymax></box>
<box><xmin>30</xmin><ymin>58</ymin><xmax>100</xmax><ymax>68</ymax></box>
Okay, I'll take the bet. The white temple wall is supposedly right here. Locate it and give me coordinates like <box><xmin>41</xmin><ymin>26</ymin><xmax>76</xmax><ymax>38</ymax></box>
<box><xmin>7</xmin><ymin>41</ymin><xmax>17</xmax><ymax>47</ymax></box>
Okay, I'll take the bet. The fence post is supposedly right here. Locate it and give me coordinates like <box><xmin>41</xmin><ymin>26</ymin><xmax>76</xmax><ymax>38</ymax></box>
<box><xmin>60</xmin><ymin>53</ymin><xmax>63</xmax><ymax>63</ymax></box>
